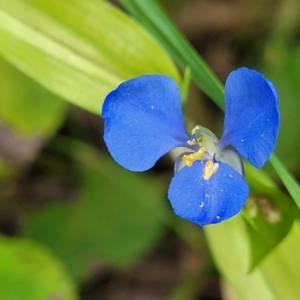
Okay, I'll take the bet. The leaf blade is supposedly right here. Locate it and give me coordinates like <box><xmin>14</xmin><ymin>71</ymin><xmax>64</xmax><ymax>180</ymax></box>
<box><xmin>270</xmin><ymin>154</ymin><xmax>300</xmax><ymax>209</ymax></box>
<box><xmin>0</xmin><ymin>0</ymin><xmax>180</xmax><ymax>114</ymax></box>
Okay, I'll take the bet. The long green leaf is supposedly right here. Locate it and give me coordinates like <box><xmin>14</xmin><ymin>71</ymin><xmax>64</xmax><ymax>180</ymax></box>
<box><xmin>120</xmin><ymin>0</ymin><xmax>224</xmax><ymax>108</ymax></box>
<box><xmin>0</xmin><ymin>0</ymin><xmax>179</xmax><ymax>114</ymax></box>
<box><xmin>205</xmin><ymin>217</ymin><xmax>300</xmax><ymax>300</ymax></box>
<box><xmin>270</xmin><ymin>154</ymin><xmax>300</xmax><ymax>209</ymax></box>
<box><xmin>0</xmin><ymin>58</ymin><xmax>66</xmax><ymax>135</ymax></box>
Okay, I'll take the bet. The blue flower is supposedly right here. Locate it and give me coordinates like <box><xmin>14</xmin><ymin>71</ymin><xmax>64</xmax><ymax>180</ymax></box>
<box><xmin>101</xmin><ymin>67</ymin><xmax>279</xmax><ymax>226</ymax></box>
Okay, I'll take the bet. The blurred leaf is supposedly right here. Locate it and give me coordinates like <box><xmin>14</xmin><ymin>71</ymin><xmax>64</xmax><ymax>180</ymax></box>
<box><xmin>0</xmin><ymin>0</ymin><xmax>180</xmax><ymax>114</ymax></box>
<box><xmin>120</xmin><ymin>0</ymin><xmax>224</xmax><ymax>108</ymax></box>
<box><xmin>25</xmin><ymin>137</ymin><xmax>171</xmax><ymax>280</ymax></box>
<box><xmin>167</xmin><ymin>269</ymin><xmax>207</xmax><ymax>300</ymax></box>
<box><xmin>264</xmin><ymin>46</ymin><xmax>300</xmax><ymax>169</ymax></box>
<box><xmin>0</xmin><ymin>235</ymin><xmax>78</xmax><ymax>300</ymax></box>
<box><xmin>205</xmin><ymin>217</ymin><xmax>300</xmax><ymax>300</ymax></box>
<box><xmin>262</xmin><ymin>0</ymin><xmax>300</xmax><ymax>169</ymax></box>
<box><xmin>0</xmin><ymin>58</ymin><xmax>66</xmax><ymax>135</ymax></box>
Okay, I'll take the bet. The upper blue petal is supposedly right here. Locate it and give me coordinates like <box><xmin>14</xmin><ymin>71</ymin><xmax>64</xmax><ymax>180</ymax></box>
<box><xmin>168</xmin><ymin>160</ymin><xmax>249</xmax><ymax>226</ymax></box>
<box><xmin>219</xmin><ymin>67</ymin><xmax>279</xmax><ymax>168</ymax></box>
<box><xmin>102</xmin><ymin>75</ymin><xmax>190</xmax><ymax>171</ymax></box>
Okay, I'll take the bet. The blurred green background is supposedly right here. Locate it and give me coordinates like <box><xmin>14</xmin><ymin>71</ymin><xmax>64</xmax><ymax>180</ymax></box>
<box><xmin>0</xmin><ymin>0</ymin><xmax>300</xmax><ymax>299</ymax></box>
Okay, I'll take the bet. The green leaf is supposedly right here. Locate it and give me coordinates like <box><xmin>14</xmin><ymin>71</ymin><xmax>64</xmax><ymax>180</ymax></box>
<box><xmin>0</xmin><ymin>235</ymin><xmax>78</xmax><ymax>300</ymax></box>
<box><xmin>205</xmin><ymin>217</ymin><xmax>300</xmax><ymax>300</ymax></box>
<box><xmin>120</xmin><ymin>0</ymin><xmax>224</xmax><ymax>108</ymax></box>
<box><xmin>25</xmin><ymin>137</ymin><xmax>171</xmax><ymax>280</ymax></box>
<box><xmin>205</xmin><ymin>216</ymin><xmax>276</xmax><ymax>300</ymax></box>
<box><xmin>242</xmin><ymin>163</ymin><xmax>297</xmax><ymax>269</ymax></box>
<box><xmin>0</xmin><ymin>0</ymin><xmax>180</xmax><ymax>114</ymax></box>
<box><xmin>269</xmin><ymin>154</ymin><xmax>300</xmax><ymax>210</ymax></box>
<box><xmin>259</xmin><ymin>220</ymin><xmax>300</xmax><ymax>299</ymax></box>
<box><xmin>180</xmin><ymin>66</ymin><xmax>191</xmax><ymax>104</ymax></box>
<box><xmin>242</xmin><ymin>188</ymin><xmax>296</xmax><ymax>269</ymax></box>
<box><xmin>0</xmin><ymin>58</ymin><xmax>66</xmax><ymax>135</ymax></box>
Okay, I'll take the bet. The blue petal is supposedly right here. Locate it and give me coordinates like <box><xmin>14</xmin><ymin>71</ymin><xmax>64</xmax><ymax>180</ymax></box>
<box><xmin>219</xmin><ymin>67</ymin><xmax>279</xmax><ymax>168</ymax></box>
<box><xmin>168</xmin><ymin>160</ymin><xmax>249</xmax><ymax>226</ymax></box>
<box><xmin>102</xmin><ymin>75</ymin><xmax>190</xmax><ymax>171</ymax></box>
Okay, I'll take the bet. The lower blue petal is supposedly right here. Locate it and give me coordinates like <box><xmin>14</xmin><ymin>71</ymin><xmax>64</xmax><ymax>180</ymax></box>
<box><xmin>102</xmin><ymin>75</ymin><xmax>190</xmax><ymax>171</ymax></box>
<box><xmin>168</xmin><ymin>160</ymin><xmax>249</xmax><ymax>226</ymax></box>
<box><xmin>219</xmin><ymin>68</ymin><xmax>279</xmax><ymax>168</ymax></box>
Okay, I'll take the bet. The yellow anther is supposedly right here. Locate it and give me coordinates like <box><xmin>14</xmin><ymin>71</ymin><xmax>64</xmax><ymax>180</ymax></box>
<box><xmin>203</xmin><ymin>160</ymin><xmax>219</xmax><ymax>180</ymax></box>
<box><xmin>182</xmin><ymin>147</ymin><xmax>206</xmax><ymax>167</ymax></box>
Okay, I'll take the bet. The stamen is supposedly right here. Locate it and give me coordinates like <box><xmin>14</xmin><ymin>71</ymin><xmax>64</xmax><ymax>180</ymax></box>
<box><xmin>182</xmin><ymin>147</ymin><xmax>205</xmax><ymax>167</ymax></box>
<box><xmin>203</xmin><ymin>160</ymin><xmax>219</xmax><ymax>180</ymax></box>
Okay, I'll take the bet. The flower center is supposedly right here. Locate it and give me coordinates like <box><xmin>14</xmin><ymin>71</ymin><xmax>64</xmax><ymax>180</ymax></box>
<box><xmin>190</xmin><ymin>125</ymin><xmax>218</xmax><ymax>154</ymax></box>
<box><xmin>180</xmin><ymin>125</ymin><xmax>220</xmax><ymax>180</ymax></box>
